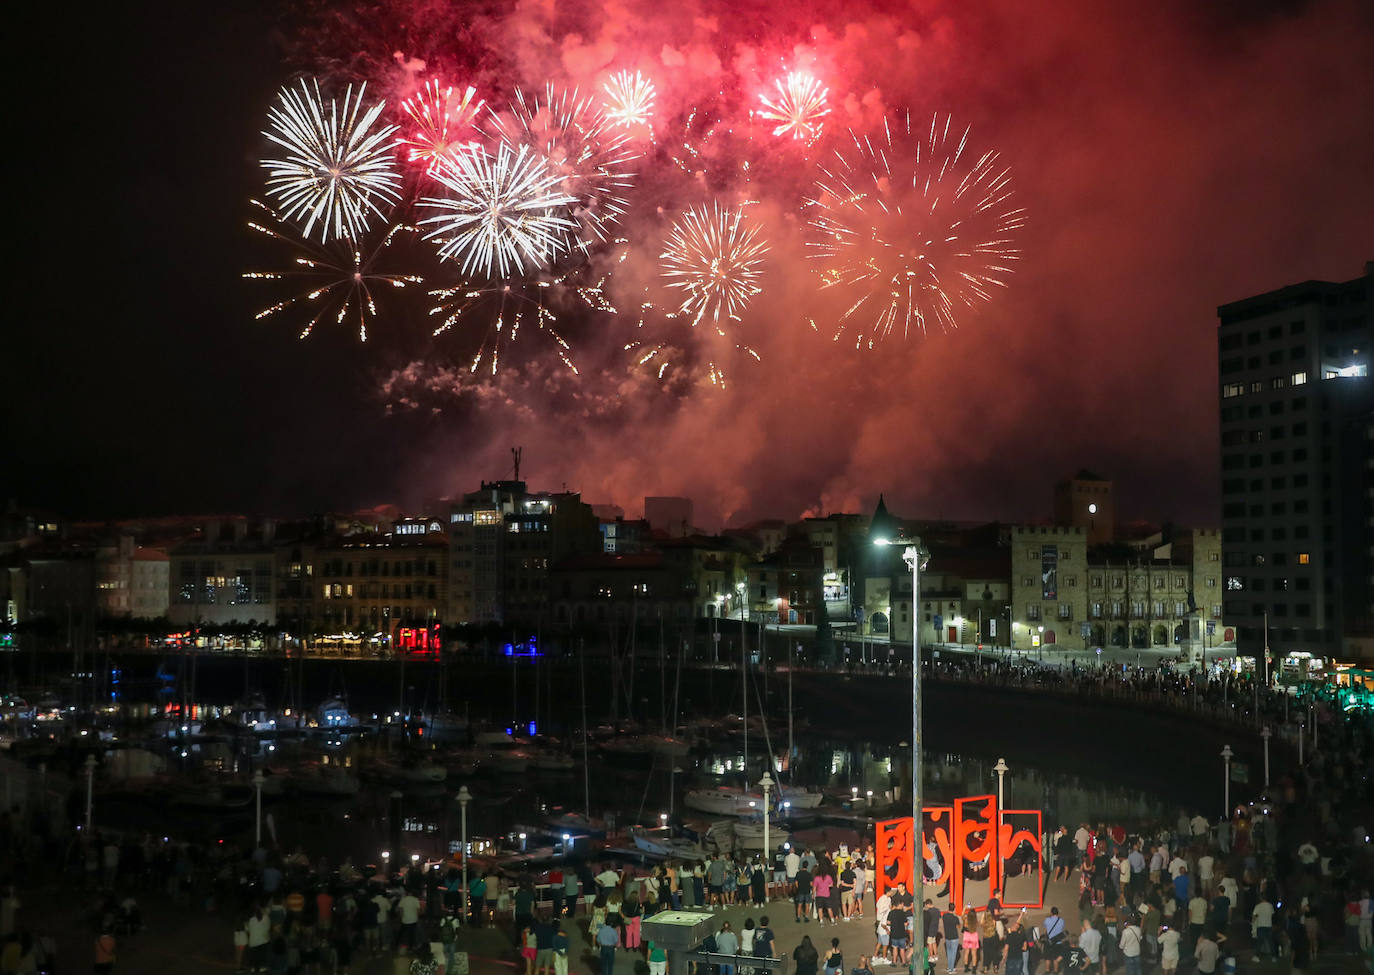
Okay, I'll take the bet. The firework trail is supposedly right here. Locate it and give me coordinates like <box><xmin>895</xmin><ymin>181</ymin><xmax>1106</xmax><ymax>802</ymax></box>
<box><xmin>399</xmin><ymin>80</ymin><xmax>484</xmax><ymax>173</ymax></box>
<box><xmin>601</xmin><ymin>70</ymin><xmax>657</xmax><ymax>131</ymax></box>
<box><xmin>660</xmin><ymin>202</ymin><xmax>770</xmax><ymax>330</ymax></box>
<box><xmin>806</xmin><ymin>112</ymin><xmax>1025</xmax><ymax>347</ymax></box>
<box><xmin>487</xmin><ymin>84</ymin><xmax>638</xmax><ymax>246</ymax></box>
<box><xmin>624</xmin><ymin>295</ymin><xmax>761</xmax><ymax>389</ymax></box>
<box><xmin>243</xmin><ymin>198</ymin><xmax>421</xmax><ymax>341</ymax></box>
<box><xmin>261</xmin><ymin>79</ymin><xmax>402</xmax><ymax>243</ymax></box>
<box><xmin>418</xmin><ymin>143</ymin><xmax>578</xmax><ymax>278</ymax></box>
<box><xmin>757</xmin><ymin>71</ymin><xmax>830</xmax><ymax>143</ymax></box>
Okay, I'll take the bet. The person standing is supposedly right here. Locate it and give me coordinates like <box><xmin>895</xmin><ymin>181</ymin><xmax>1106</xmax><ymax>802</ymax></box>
<box><xmin>853</xmin><ymin>859</ymin><xmax>868</xmax><ymax>918</ymax></box>
<box><xmin>978</xmin><ymin>909</ymin><xmax>1000</xmax><ymax>974</ymax></box>
<box><xmin>597</xmin><ymin>919</ymin><xmax>619</xmax><ymax>975</ymax></box>
<box><xmin>941</xmin><ymin>904</ymin><xmax>962</xmax><ymax>974</ymax></box>
<box><xmin>794</xmin><ymin>935</ymin><xmax>820</xmax><ymax>975</ymax></box>
<box><xmin>648</xmin><ymin>941</ymin><xmax>667</xmax><ymax>975</ymax></box>
<box><xmin>553</xmin><ymin>922</ymin><xmax>570</xmax><ymax>975</ymax></box>
<box><xmin>786</xmin><ymin>848</ymin><xmax>802</xmax><ymax>897</ymax></box>
<box><xmin>874</xmin><ymin>891</ymin><xmax>892</xmax><ymax>965</ymax></box>
<box><xmin>1157</xmin><ymin>923</ymin><xmax>1180</xmax><ymax>975</ymax></box>
<box><xmin>1077</xmin><ymin>921</ymin><xmax>1101</xmax><ymax>975</ymax></box>
<box><xmin>823</xmin><ymin>937</ymin><xmax>844</xmax><ymax>975</ymax></box>
<box><xmin>1250</xmin><ymin>893</ymin><xmax>1275</xmax><ymax>961</ymax></box>
<box><xmin>1193</xmin><ymin>930</ymin><xmax>1220</xmax><ymax>975</ymax></box>
<box><xmin>1002</xmin><ymin>919</ymin><xmax>1026</xmax><ymax>975</ymax></box>
<box><xmin>93</xmin><ymin>928</ymin><xmax>118</xmax><ymax>975</ymax></box>
<box><xmin>716</xmin><ymin>922</ymin><xmax>740</xmax><ymax>975</ymax></box>
<box><xmin>755</xmin><ymin>916</ymin><xmax>777</xmax><ymax>961</ymax></box>
<box><xmin>840</xmin><ymin>864</ymin><xmax>857</xmax><ymax>920</ymax></box>
<box><xmin>795</xmin><ymin>864</ymin><xmax>813</xmax><ymax>924</ymax></box>
<box><xmin>1118</xmin><ymin>915</ymin><xmax>1142</xmax><ymax>975</ymax></box>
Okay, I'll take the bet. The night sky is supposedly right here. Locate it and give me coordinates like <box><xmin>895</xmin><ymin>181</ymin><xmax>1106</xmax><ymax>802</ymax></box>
<box><xmin>7</xmin><ymin>0</ymin><xmax>1372</xmax><ymax>529</ymax></box>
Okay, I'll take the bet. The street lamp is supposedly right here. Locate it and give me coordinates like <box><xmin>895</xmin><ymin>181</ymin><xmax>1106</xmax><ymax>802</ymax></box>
<box><xmin>84</xmin><ymin>754</ymin><xmax>97</xmax><ymax>832</ymax></box>
<box><xmin>252</xmin><ymin>769</ymin><xmax>265</xmax><ymax>848</ymax></box>
<box><xmin>760</xmin><ymin>771</ymin><xmax>774</xmax><ymax>883</ymax></box>
<box><xmin>993</xmin><ymin>758</ymin><xmax>1009</xmax><ymax>879</ymax></box>
<box><xmin>457</xmin><ymin>785</ymin><xmax>472</xmax><ymax>925</ymax></box>
<box><xmin>1220</xmin><ymin>745</ymin><xmax>1233</xmax><ymax>818</ymax></box>
<box><xmin>874</xmin><ymin>534</ymin><xmax>928</xmax><ymax>890</ymax></box>
<box><xmin>1261</xmin><ymin>727</ymin><xmax>1271</xmax><ymax>788</ymax></box>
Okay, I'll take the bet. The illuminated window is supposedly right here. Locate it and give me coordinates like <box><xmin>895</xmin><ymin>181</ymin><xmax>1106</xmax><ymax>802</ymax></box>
<box><xmin>1291</xmin><ymin>371</ymin><xmax>1308</xmax><ymax>385</ymax></box>
<box><xmin>1297</xmin><ymin>553</ymin><xmax>1310</xmax><ymax>565</ymax></box>
<box><xmin>1222</xmin><ymin>383</ymin><xmax>1244</xmax><ymax>398</ymax></box>
<box><xmin>474</xmin><ymin>510</ymin><xmax>501</xmax><ymax>526</ymax></box>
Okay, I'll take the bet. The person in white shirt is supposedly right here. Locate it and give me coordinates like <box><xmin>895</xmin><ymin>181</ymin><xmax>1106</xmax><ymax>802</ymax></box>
<box><xmin>1157</xmin><ymin>924</ymin><xmax>1181</xmax><ymax>975</ymax></box>
<box><xmin>1189</xmin><ymin>815</ymin><xmax>1209</xmax><ymax>838</ymax></box>
<box><xmin>1251</xmin><ymin>896</ymin><xmax>1275</xmax><ymax>960</ymax></box>
<box><xmin>1196</xmin><ymin>854</ymin><xmax>1215</xmax><ymax>897</ymax></box>
<box><xmin>1118</xmin><ymin>920</ymin><xmax>1142</xmax><ymax>975</ymax></box>
<box><xmin>398</xmin><ymin>891</ymin><xmax>423</xmax><ymax>950</ymax></box>
<box><xmin>1219</xmin><ymin>875</ymin><xmax>1238</xmax><ymax>911</ymax></box>
<box><xmin>873</xmin><ymin>892</ymin><xmax>892</xmax><ymax>964</ymax></box>
<box><xmin>1078</xmin><ymin>920</ymin><xmax>1102</xmax><ymax>975</ymax></box>
<box><xmin>1074</xmin><ymin>825</ymin><xmax>1091</xmax><ymax>857</ymax></box>
<box><xmin>1359</xmin><ymin>889</ymin><xmax>1372</xmax><ymax>951</ymax></box>
<box><xmin>1193</xmin><ymin>933</ymin><xmax>1219</xmax><ymax>975</ymax></box>
<box><xmin>1167</xmin><ymin>855</ymin><xmax>1187</xmax><ymax>880</ymax></box>
<box><xmin>785</xmin><ymin>850</ymin><xmax>802</xmax><ymax>894</ymax></box>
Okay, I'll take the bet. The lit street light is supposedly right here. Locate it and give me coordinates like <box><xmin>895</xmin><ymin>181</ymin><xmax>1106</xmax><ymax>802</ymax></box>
<box><xmin>760</xmin><ymin>771</ymin><xmax>774</xmax><ymax>878</ymax></box>
<box><xmin>874</xmin><ymin>533</ymin><xmax>928</xmax><ymax>893</ymax></box>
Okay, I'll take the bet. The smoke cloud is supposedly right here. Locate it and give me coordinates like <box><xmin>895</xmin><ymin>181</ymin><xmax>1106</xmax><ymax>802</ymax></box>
<box><xmin>293</xmin><ymin>0</ymin><xmax>1373</xmax><ymax>528</ymax></box>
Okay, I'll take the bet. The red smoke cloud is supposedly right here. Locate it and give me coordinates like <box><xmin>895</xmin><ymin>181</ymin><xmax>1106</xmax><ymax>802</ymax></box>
<box><xmin>296</xmin><ymin>0</ymin><xmax>1374</xmax><ymax>527</ymax></box>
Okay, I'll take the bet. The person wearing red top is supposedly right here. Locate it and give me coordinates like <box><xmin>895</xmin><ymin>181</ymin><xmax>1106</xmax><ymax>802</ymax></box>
<box><xmin>316</xmin><ymin>889</ymin><xmax>334</xmax><ymax>935</ymax></box>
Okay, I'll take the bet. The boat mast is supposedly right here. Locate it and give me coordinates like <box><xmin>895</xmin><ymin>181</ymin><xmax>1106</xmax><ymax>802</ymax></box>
<box><xmin>787</xmin><ymin>640</ymin><xmax>794</xmax><ymax>784</ymax></box>
<box><xmin>742</xmin><ymin>612</ymin><xmax>748</xmax><ymax>789</ymax></box>
<box><xmin>580</xmin><ymin>637</ymin><xmax>590</xmax><ymax>818</ymax></box>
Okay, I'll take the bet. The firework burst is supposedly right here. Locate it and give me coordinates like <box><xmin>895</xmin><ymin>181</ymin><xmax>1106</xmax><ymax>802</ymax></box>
<box><xmin>660</xmin><ymin>203</ymin><xmax>770</xmax><ymax>330</ymax></box>
<box><xmin>418</xmin><ymin>143</ymin><xmax>578</xmax><ymax>278</ymax></box>
<box><xmin>487</xmin><ymin>85</ymin><xmax>637</xmax><ymax>245</ymax></box>
<box><xmin>807</xmin><ymin>112</ymin><xmax>1025</xmax><ymax>347</ymax></box>
<box><xmin>399</xmin><ymin>80</ymin><xmax>483</xmax><ymax>172</ymax></box>
<box><xmin>758</xmin><ymin>71</ymin><xmax>830</xmax><ymax>143</ymax></box>
<box><xmin>602</xmin><ymin>70</ymin><xmax>657</xmax><ymax>130</ymax></box>
<box><xmin>243</xmin><ymin>198</ymin><xmax>421</xmax><ymax>341</ymax></box>
<box><xmin>261</xmin><ymin>79</ymin><xmax>401</xmax><ymax>243</ymax></box>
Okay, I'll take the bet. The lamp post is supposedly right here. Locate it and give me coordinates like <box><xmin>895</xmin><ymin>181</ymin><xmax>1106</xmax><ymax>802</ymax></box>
<box><xmin>1261</xmin><ymin>727</ymin><xmax>1271</xmax><ymax>788</ymax></box>
<box><xmin>874</xmin><ymin>534</ymin><xmax>927</xmax><ymax>894</ymax></box>
<box><xmin>253</xmin><ymin>769</ymin><xmax>265</xmax><ymax>848</ymax></box>
<box><xmin>993</xmin><ymin>758</ymin><xmax>1008</xmax><ymax>880</ymax></box>
<box><xmin>83</xmin><ymin>754</ymin><xmax>97</xmax><ymax>832</ymax></box>
<box><xmin>760</xmin><ymin>771</ymin><xmax>774</xmax><ymax>878</ymax></box>
<box><xmin>457</xmin><ymin>785</ymin><xmax>472</xmax><ymax>925</ymax></box>
<box><xmin>1221</xmin><ymin>745</ymin><xmax>1233</xmax><ymax>818</ymax></box>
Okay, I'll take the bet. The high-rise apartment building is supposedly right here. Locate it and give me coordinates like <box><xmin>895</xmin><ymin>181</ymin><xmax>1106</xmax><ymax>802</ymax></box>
<box><xmin>448</xmin><ymin>481</ymin><xmax>599</xmax><ymax>625</ymax></box>
<box><xmin>1217</xmin><ymin>261</ymin><xmax>1373</xmax><ymax>663</ymax></box>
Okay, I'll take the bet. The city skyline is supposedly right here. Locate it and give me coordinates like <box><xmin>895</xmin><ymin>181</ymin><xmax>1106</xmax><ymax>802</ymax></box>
<box><xmin>6</xmin><ymin>0</ymin><xmax>1373</xmax><ymax>530</ymax></box>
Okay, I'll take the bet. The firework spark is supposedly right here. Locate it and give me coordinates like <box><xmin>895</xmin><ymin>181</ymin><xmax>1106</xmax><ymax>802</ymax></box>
<box><xmin>602</xmin><ymin>70</ymin><xmax>657</xmax><ymax>130</ymax></box>
<box><xmin>660</xmin><ymin>203</ymin><xmax>770</xmax><ymax>330</ymax></box>
<box><xmin>261</xmin><ymin>79</ymin><xmax>401</xmax><ymax>243</ymax></box>
<box><xmin>427</xmin><ymin>276</ymin><xmax>586</xmax><ymax>376</ymax></box>
<box><xmin>243</xmin><ymin>199</ymin><xmax>421</xmax><ymax>341</ymax></box>
<box><xmin>418</xmin><ymin>143</ymin><xmax>578</xmax><ymax>278</ymax></box>
<box><xmin>399</xmin><ymin>80</ymin><xmax>483</xmax><ymax>172</ymax></box>
<box><xmin>487</xmin><ymin>85</ymin><xmax>637</xmax><ymax>245</ymax></box>
<box><xmin>624</xmin><ymin>298</ymin><xmax>761</xmax><ymax>389</ymax></box>
<box><xmin>806</xmin><ymin>112</ymin><xmax>1025</xmax><ymax>346</ymax></box>
<box><xmin>758</xmin><ymin>71</ymin><xmax>830</xmax><ymax>143</ymax></box>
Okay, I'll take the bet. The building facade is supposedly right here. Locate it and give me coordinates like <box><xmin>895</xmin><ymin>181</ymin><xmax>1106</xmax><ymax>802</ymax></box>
<box><xmin>448</xmin><ymin>481</ymin><xmax>600</xmax><ymax>626</ymax></box>
<box><xmin>1217</xmin><ymin>262</ymin><xmax>1373</xmax><ymax>662</ymax></box>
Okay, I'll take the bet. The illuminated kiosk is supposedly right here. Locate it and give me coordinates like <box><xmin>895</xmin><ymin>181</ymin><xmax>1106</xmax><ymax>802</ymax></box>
<box><xmin>641</xmin><ymin>911</ymin><xmax>723</xmax><ymax>975</ymax></box>
<box><xmin>875</xmin><ymin>795</ymin><xmax>1045</xmax><ymax>911</ymax></box>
